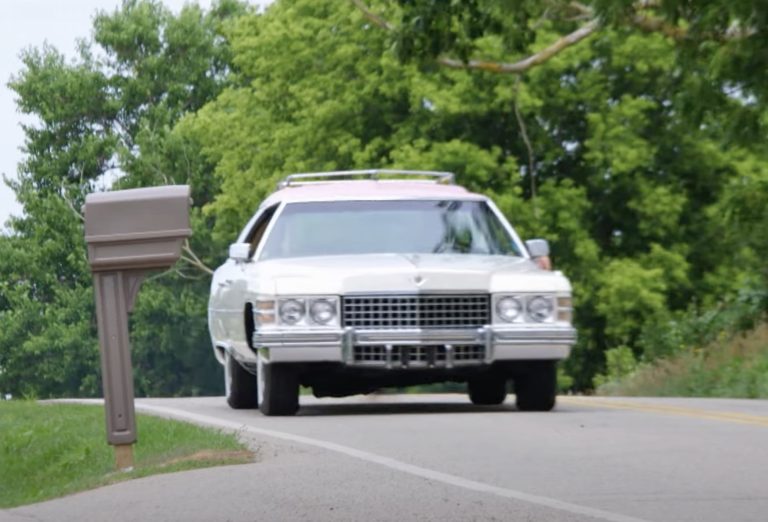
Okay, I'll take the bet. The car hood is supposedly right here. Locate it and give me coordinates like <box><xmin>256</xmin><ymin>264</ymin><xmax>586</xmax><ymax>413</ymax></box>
<box><xmin>246</xmin><ymin>253</ymin><xmax>571</xmax><ymax>295</ymax></box>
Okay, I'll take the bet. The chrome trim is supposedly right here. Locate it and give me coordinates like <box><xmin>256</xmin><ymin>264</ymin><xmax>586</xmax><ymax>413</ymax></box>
<box><xmin>236</xmin><ymin>201</ymin><xmax>285</xmax><ymax>248</ymax></box>
<box><xmin>342</xmin><ymin>327</ymin><xmax>354</xmax><ymax>363</ymax></box>
<box><xmin>253</xmin><ymin>330</ymin><xmax>344</xmax><ymax>347</ymax></box>
<box><xmin>252</xmin><ymin>202</ymin><xmax>287</xmax><ymax>261</ymax></box>
<box><xmin>494</xmin><ymin>327</ymin><xmax>576</xmax><ymax>344</ymax></box>
<box><xmin>354</xmin><ymin>328</ymin><xmax>486</xmax><ymax>345</ymax></box>
<box><xmin>484</xmin><ymin>198</ymin><xmax>530</xmax><ymax>260</ymax></box>
<box><xmin>252</xmin><ymin>326</ymin><xmax>576</xmax><ymax>359</ymax></box>
<box><xmin>341</xmin><ymin>289</ymin><xmax>491</xmax><ymax>296</ymax></box>
<box><xmin>351</xmin><ymin>344</ymin><xmax>487</xmax><ymax>368</ymax></box>
<box><xmin>483</xmin><ymin>326</ymin><xmax>493</xmax><ymax>363</ymax></box>
<box><xmin>492</xmin><ymin>294</ymin><xmax>560</xmax><ymax>324</ymax></box>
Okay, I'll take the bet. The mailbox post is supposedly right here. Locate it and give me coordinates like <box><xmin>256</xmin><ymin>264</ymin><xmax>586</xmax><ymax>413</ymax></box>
<box><xmin>84</xmin><ymin>185</ymin><xmax>191</xmax><ymax>470</ymax></box>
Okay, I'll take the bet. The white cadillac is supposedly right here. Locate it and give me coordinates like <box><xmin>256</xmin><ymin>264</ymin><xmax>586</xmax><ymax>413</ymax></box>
<box><xmin>208</xmin><ymin>170</ymin><xmax>576</xmax><ymax>415</ymax></box>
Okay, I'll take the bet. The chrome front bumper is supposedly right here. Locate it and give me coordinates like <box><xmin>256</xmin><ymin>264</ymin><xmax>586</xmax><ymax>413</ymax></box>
<box><xmin>252</xmin><ymin>325</ymin><xmax>576</xmax><ymax>366</ymax></box>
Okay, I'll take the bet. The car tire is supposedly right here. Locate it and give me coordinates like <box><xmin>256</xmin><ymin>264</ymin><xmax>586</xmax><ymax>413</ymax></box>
<box><xmin>225</xmin><ymin>351</ymin><xmax>259</xmax><ymax>409</ymax></box>
<box><xmin>259</xmin><ymin>359</ymin><xmax>299</xmax><ymax>416</ymax></box>
<box><xmin>514</xmin><ymin>361</ymin><xmax>557</xmax><ymax>412</ymax></box>
<box><xmin>468</xmin><ymin>375</ymin><xmax>508</xmax><ymax>405</ymax></box>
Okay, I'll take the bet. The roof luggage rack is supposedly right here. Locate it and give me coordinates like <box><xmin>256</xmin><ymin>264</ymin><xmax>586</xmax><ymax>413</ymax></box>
<box><xmin>277</xmin><ymin>169</ymin><xmax>455</xmax><ymax>189</ymax></box>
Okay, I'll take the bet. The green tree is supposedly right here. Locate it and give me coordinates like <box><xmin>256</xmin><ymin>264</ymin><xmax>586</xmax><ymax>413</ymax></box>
<box><xmin>0</xmin><ymin>0</ymin><xmax>248</xmax><ymax>398</ymax></box>
<box><xmin>185</xmin><ymin>0</ymin><xmax>767</xmax><ymax>387</ymax></box>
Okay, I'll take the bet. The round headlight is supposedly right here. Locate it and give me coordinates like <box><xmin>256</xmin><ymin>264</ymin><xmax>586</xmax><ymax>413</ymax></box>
<box><xmin>279</xmin><ymin>299</ymin><xmax>305</xmax><ymax>325</ymax></box>
<box><xmin>309</xmin><ymin>299</ymin><xmax>336</xmax><ymax>325</ymax></box>
<box><xmin>527</xmin><ymin>296</ymin><xmax>553</xmax><ymax>322</ymax></box>
<box><xmin>496</xmin><ymin>296</ymin><xmax>522</xmax><ymax>322</ymax></box>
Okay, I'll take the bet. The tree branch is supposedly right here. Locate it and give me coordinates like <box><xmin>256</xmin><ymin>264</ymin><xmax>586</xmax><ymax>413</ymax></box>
<box><xmin>437</xmin><ymin>19</ymin><xmax>599</xmax><ymax>74</ymax></box>
<box><xmin>350</xmin><ymin>0</ymin><xmax>752</xmax><ymax>78</ymax></box>
<box><xmin>173</xmin><ymin>265</ymin><xmax>208</xmax><ymax>280</ymax></box>
<box><xmin>145</xmin><ymin>265</ymin><xmax>207</xmax><ymax>283</ymax></box>
<box><xmin>512</xmin><ymin>77</ymin><xmax>537</xmax><ymax>215</ymax></box>
<box><xmin>59</xmin><ymin>182</ymin><xmax>85</xmax><ymax>222</ymax></box>
<box><xmin>181</xmin><ymin>239</ymin><xmax>214</xmax><ymax>275</ymax></box>
<box><xmin>349</xmin><ymin>0</ymin><xmax>394</xmax><ymax>30</ymax></box>
<box><xmin>629</xmin><ymin>13</ymin><xmax>688</xmax><ymax>40</ymax></box>
<box><xmin>349</xmin><ymin>1</ymin><xmax>599</xmax><ymax>75</ymax></box>
<box><xmin>146</xmin><ymin>267</ymin><xmax>177</xmax><ymax>282</ymax></box>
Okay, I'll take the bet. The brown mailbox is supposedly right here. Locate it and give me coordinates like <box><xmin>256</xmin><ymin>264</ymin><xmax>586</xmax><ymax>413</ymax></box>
<box><xmin>84</xmin><ymin>185</ymin><xmax>191</xmax><ymax>467</ymax></box>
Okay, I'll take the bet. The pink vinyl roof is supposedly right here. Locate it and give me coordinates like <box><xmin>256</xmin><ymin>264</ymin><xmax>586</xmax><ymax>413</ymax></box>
<box><xmin>261</xmin><ymin>181</ymin><xmax>484</xmax><ymax>207</ymax></box>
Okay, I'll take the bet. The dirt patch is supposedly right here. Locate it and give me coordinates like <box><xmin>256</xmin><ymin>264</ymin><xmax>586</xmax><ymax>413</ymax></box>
<box><xmin>161</xmin><ymin>449</ymin><xmax>256</xmax><ymax>467</ymax></box>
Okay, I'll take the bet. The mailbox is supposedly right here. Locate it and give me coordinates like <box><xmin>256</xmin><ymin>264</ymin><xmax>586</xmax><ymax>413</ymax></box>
<box><xmin>84</xmin><ymin>185</ymin><xmax>191</xmax><ymax>468</ymax></box>
<box><xmin>85</xmin><ymin>185</ymin><xmax>191</xmax><ymax>271</ymax></box>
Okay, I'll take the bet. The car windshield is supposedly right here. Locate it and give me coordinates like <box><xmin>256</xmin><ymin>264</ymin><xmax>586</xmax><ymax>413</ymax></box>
<box><xmin>259</xmin><ymin>200</ymin><xmax>522</xmax><ymax>260</ymax></box>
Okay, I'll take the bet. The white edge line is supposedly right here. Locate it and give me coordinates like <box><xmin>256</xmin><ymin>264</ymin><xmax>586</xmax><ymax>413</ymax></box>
<box><xmin>112</xmin><ymin>401</ymin><xmax>652</xmax><ymax>522</ymax></box>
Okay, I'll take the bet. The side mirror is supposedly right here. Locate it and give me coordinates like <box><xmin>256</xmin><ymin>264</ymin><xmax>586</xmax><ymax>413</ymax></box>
<box><xmin>525</xmin><ymin>239</ymin><xmax>550</xmax><ymax>258</ymax></box>
<box><xmin>229</xmin><ymin>242</ymin><xmax>250</xmax><ymax>262</ymax></box>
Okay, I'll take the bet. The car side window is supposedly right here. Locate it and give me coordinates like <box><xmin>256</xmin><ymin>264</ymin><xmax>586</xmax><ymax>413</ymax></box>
<box><xmin>245</xmin><ymin>204</ymin><xmax>279</xmax><ymax>258</ymax></box>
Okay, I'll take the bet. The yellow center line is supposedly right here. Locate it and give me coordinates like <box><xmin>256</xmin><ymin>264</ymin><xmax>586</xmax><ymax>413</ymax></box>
<box><xmin>559</xmin><ymin>396</ymin><xmax>768</xmax><ymax>428</ymax></box>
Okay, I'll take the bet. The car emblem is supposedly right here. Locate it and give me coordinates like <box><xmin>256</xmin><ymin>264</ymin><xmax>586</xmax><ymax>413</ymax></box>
<box><xmin>414</xmin><ymin>275</ymin><xmax>425</xmax><ymax>286</ymax></box>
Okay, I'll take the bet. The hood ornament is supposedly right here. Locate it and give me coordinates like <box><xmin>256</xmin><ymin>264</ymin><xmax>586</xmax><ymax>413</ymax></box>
<box><xmin>413</xmin><ymin>275</ymin><xmax>425</xmax><ymax>286</ymax></box>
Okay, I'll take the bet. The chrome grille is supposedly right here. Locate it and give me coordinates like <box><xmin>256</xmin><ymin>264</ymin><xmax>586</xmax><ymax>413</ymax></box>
<box><xmin>353</xmin><ymin>345</ymin><xmax>486</xmax><ymax>367</ymax></box>
<box><xmin>342</xmin><ymin>294</ymin><xmax>490</xmax><ymax>329</ymax></box>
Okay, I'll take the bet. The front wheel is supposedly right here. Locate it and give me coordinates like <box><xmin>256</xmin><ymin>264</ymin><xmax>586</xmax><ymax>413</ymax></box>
<box><xmin>225</xmin><ymin>351</ymin><xmax>259</xmax><ymax>409</ymax></box>
<box><xmin>468</xmin><ymin>375</ymin><xmax>508</xmax><ymax>405</ymax></box>
<box><xmin>258</xmin><ymin>356</ymin><xmax>299</xmax><ymax>416</ymax></box>
<box><xmin>514</xmin><ymin>361</ymin><xmax>557</xmax><ymax>411</ymax></box>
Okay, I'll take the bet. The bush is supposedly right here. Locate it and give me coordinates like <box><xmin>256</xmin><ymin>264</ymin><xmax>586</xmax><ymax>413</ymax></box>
<box><xmin>597</xmin><ymin>323</ymin><xmax>768</xmax><ymax>398</ymax></box>
<box><xmin>637</xmin><ymin>283</ymin><xmax>768</xmax><ymax>361</ymax></box>
<box><xmin>592</xmin><ymin>346</ymin><xmax>638</xmax><ymax>389</ymax></box>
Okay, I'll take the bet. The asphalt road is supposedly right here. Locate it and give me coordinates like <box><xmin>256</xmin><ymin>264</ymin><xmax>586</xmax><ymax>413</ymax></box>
<box><xmin>3</xmin><ymin>394</ymin><xmax>768</xmax><ymax>522</ymax></box>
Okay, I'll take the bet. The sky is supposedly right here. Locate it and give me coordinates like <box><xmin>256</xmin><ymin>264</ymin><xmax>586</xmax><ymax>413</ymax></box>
<box><xmin>0</xmin><ymin>0</ymin><xmax>227</xmax><ymax>229</ymax></box>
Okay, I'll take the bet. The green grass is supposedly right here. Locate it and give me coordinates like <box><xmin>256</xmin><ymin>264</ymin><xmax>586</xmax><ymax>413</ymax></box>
<box><xmin>0</xmin><ymin>402</ymin><xmax>253</xmax><ymax>508</ymax></box>
<box><xmin>598</xmin><ymin>323</ymin><xmax>768</xmax><ymax>397</ymax></box>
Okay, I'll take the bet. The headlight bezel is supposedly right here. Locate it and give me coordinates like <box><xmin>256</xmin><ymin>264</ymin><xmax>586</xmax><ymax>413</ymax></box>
<box><xmin>492</xmin><ymin>294</ymin><xmax>570</xmax><ymax>324</ymax></box>
<box><xmin>264</xmin><ymin>296</ymin><xmax>340</xmax><ymax>327</ymax></box>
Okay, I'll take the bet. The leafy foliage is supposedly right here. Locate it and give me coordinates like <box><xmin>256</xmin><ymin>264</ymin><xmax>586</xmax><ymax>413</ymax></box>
<box><xmin>597</xmin><ymin>322</ymin><xmax>768</xmax><ymax>398</ymax></box>
<box><xmin>0</xmin><ymin>0</ymin><xmax>248</xmax><ymax>398</ymax></box>
<box><xmin>2</xmin><ymin>0</ymin><xmax>767</xmax><ymax>396</ymax></box>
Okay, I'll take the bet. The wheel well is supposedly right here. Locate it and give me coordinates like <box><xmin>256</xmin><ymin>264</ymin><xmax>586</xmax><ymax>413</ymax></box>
<box><xmin>244</xmin><ymin>302</ymin><xmax>255</xmax><ymax>349</ymax></box>
<box><xmin>213</xmin><ymin>344</ymin><xmax>227</xmax><ymax>365</ymax></box>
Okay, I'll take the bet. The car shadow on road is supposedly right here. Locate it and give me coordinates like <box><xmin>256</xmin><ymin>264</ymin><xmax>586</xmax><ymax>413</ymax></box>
<box><xmin>295</xmin><ymin>400</ymin><xmax>519</xmax><ymax>416</ymax></box>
